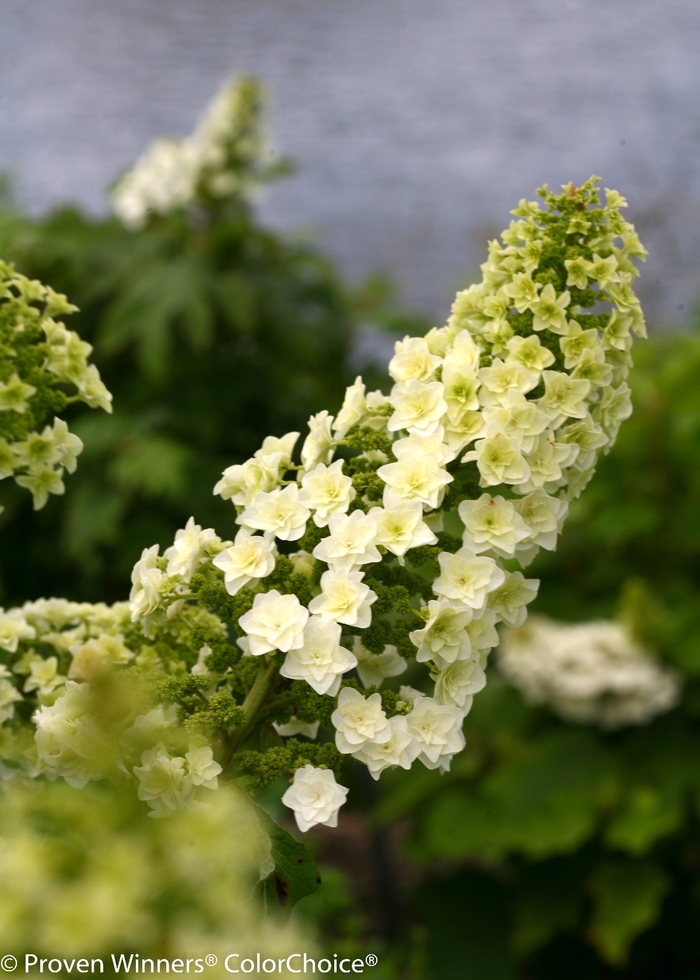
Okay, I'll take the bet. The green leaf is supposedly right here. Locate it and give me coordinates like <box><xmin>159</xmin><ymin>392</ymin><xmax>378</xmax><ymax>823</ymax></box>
<box><xmin>255</xmin><ymin>806</ymin><xmax>321</xmax><ymax>910</ymax></box>
<box><xmin>604</xmin><ymin>783</ymin><xmax>683</xmax><ymax>856</ymax></box>
<box><xmin>588</xmin><ymin>858</ymin><xmax>669</xmax><ymax>964</ymax></box>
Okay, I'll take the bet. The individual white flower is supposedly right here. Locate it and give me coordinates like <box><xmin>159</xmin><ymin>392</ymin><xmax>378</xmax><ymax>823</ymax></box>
<box><xmin>33</xmin><ymin>681</ymin><xmax>109</xmax><ymax>788</ymax></box>
<box><xmin>537</xmin><ymin>370</ymin><xmax>591</xmax><ymax>426</ymax></box>
<box><xmin>308</xmin><ymin>569</ymin><xmax>377</xmax><ymax>628</ymax></box>
<box><xmin>388</xmin><ymin>380</ymin><xmax>447</xmax><ymax>436</ymax></box>
<box><xmin>517</xmin><ymin>432</ymin><xmax>579</xmax><ymax>493</ymax></box>
<box><xmin>352</xmin><ymin>716</ymin><xmax>419</xmax><ymax>780</ymax></box>
<box><xmin>389</xmin><ymin>336</ymin><xmax>442</xmax><ymax>384</ymax></box>
<box><xmin>459</xmin><ymin>494</ymin><xmax>531</xmax><ymax>557</ymax></box>
<box><xmin>213</xmin><ymin>455</ymin><xmax>282</xmax><ymax>508</ymax></box>
<box><xmin>498</xmin><ymin>616</ymin><xmax>681</xmax><ymax>730</ymax></box>
<box><xmin>134</xmin><ymin>743</ymin><xmax>196</xmax><ymax>817</ymax></box>
<box><xmin>441</xmin><ymin>328</ymin><xmax>481</xmax><ymax>370</ymax></box>
<box><xmin>331</xmin><ymin>687</ymin><xmax>390</xmax><ymax>752</ymax></box>
<box><xmin>165</xmin><ymin>517</ymin><xmax>219</xmax><ymax>582</ymax></box>
<box><xmin>377</xmin><ymin>451</ymin><xmax>453</xmax><ymax>510</ymax></box>
<box><xmin>273</xmin><ymin>717</ymin><xmax>320</xmax><ymax>739</ymax></box>
<box><xmin>332</xmin><ymin>377</ymin><xmax>368</xmax><ymax>439</ymax></box>
<box><xmin>255</xmin><ymin>431</ymin><xmax>299</xmax><ymax>470</ymax></box>
<box><xmin>301</xmin><ymin>411</ymin><xmax>335</xmax><ymax>471</ymax></box>
<box><xmin>409</xmin><ymin>600</ymin><xmax>473</xmax><ymax>668</ymax></box>
<box><xmin>478</xmin><ymin>359</ymin><xmax>540</xmax><ymax>406</ymax></box>
<box><xmin>68</xmin><ymin>634</ymin><xmax>134</xmax><ymax>682</ymax></box>
<box><xmin>488</xmin><ymin>571</ymin><xmax>539</xmax><ymax>627</ymax></box>
<box><xmin>406</xmin><ymin>697</ymin><xmax>465</xmax><ymax>771</ymax></box>
<box><xmin>23</xmin><ymin>656</ymin><xmax>66</xmax><ymax>697</ymax></box>
<box><xmin>513</xmin><ymin>488</ymin><xmax>568</xmax><ymax>552</ymax></box>
<box><xmin>353</xmin><ymin>638</ymin><xmax>407</xmax><ymax>688</ymax></box>
<box><xmin>559</xmin><ymin>415</ymin><xmax>609</xmax><ymax>470</ymax></box>
<box><xmin>14</xmin><ymin>465</ymin><xmax>65</xmax><ymax>510</ymax></box>
<box><xmin>212</xmin><ymin>528</ymin><xmax>276</xmax><ymax>595</ymax></box>
<box><xmin>281</xmin><ymin>765</ymin><xmax>349</xmax><ymax>832</ymax></box>
<box><xmin>368</xmin><ymin>500</ymin><xmax>437</xmax><ymax>559</ymax></box>
<box><xmin>0</xmin><ymin>609</ymin><xmax>35</xmax><ymax>652</ymax></box>
<box><xmin>484</xmin><ymin>388</ymin><xmax>551</xmax><ymax>453</ymax></box>
<box><xmin>529</xmin><ymin>283</ymin><xmax>571</xmax><ymax>334</ymax></box>
<box><xmin>433</xmin><ymin>547</ymin><xmax>506</xmax><ymax>611</ymax></box>
<box><xmin>313</xmin><ymin>510</ymin><xmax>381</xmax><ymax>572</ymax></box>
<box><xmin>0</xmin><ymin>666</ymin><xmax>23</xmax><ymax>723</ymax></box>
<box><xmin>506</xmin><ymin>334</ymin><xmax>555</xmax><ymax>373</ymax></box>
<box><xmin>238</xmin><ymin>590</ymin><xmax>309</xmax><ymax>656</ymax></box>
<box><xmin>433</xmin><ymin>658</ymin><xmax>486</xmax><ymax>710</ymax></box>
<box><xmin>238</xmin><ymin>484</ymin><xmax>310</xmax><ymax>541</ymax></box>
<box><xmin>129</xmin><ymin>544</ymin><xmax>167</xmax><ymax>622</ymax></box>
<box><xmin>123</xmin><ymin>705</ymin><xmax>178</xmax><ymax>745</ymax></box>
<box><xmin>184</xmin><ymin>744</ymin><xmax>222</xmax><ymax>790</ymax></box>
<box><xmin>299</xmin><ymin>459</ymin><xmax>356</xmax><ymax>527</ymax></box>
<box><xmin>50</xmin><ymin>418</ymin><xmax>84</xmax><ymax>474</ymax></box>
<box><xmin>443</xmin><ymin>410</ymin><xmax>487</xmax><ymax>454</ymax></box>
<box><xmin>280</xmin><ymin>617</ymin><xmax>356</xmax><ymax>695</ymax></box>
<box><xmin>391</xmin><ymin>430</ymin><xmax>456</xmax><ymax>466</ymax></box>
<box><xmin>466</xmin><ymin>608</ymin><xmax>500</xmax><ymax>654</ymax></box>
<box><xmin>0</xmin><ymin>373</ymin><xmax>36</xmax><ymax>413</ymax></box>
<box><xmin>462</xmin><ymin>423</ymin><xmax>531</xmax><ymax>486</ymax></box>
<box><xmin>593</xmin><ymin>382</ymin><xmax>633</xmax><ymax>440</ymax></box>
<box><xmin>441</xmin><ymin>362</ymin><xmax>481</xmax><ymax>425</ymax></box>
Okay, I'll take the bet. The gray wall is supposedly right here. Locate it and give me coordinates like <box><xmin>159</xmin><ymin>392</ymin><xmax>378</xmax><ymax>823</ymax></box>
<box><xmin>1</xmin><ymin>0</ymin><xmax>699</xmax><ymax>325</ymax></box>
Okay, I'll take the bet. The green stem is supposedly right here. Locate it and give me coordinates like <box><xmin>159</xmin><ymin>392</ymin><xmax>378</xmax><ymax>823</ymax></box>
<box><xmin>222</xmin><ymin>657</ymin><xmax>279</xmax><ymax>772</ymax></box>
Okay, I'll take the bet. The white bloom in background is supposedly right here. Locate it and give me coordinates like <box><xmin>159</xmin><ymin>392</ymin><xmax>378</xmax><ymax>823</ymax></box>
<box><xmin>313</xmin><ymin>510</ymin><xmax>381</xmax><ymax>572</ymax></box>
<box><xmin>353</xmin><ymin>638</ymin><xmax>407</xmax><ymax>688</ymax></box>
<box><xmin>308</xmin><ymin>569</ymin><xmax>377</xmax><ymax>628</ymax></box>
<box><xmin>331</xmin><ymin>687</ymin><xmax>390</xmax><ymax>752</ymax></box>
<box><xmin>352</xmin><ymin>716</ymin><xmax>419</xmax><ymax>780</ymax></box>
<box><xmin>488</xmin><ymin>571</ymin><xmax>539</xmax><ymax>627</ymax></box>
<box><xmin>433</xmin><ymin>548</ymin><xmax>505</xmax><ymax>611</ymax></box>
<box><xmin>459</xmin><ymin>494</ymin><xmax>531</xmax><ymax>557</ymax></box>
<box><xmin>129</xmin><ymin>544</ymin><xmax>167</xmax><ymax>622</ymax></box>
<box><xmin>112</xmin><ymin>137</ymin><xmax>198</xmax><ymax>230</ymax></box>
<box><xmin>238</xmin><ymin>590</ymin><xmax>309</xmax><ymax>655</ymax></box>
<box><xmin>23</xmin><ymin>656</ymin><xmax>66</xmax><ymax>698</ymax></box>
<box><xmin>212</xmin><ymin>529</ymin><xmax>276</xmax><ymax>595</ymax></box>
<box><xmin>593</xmin><ymin>382</ymin><xmax>633</xmax><ymax>440</ymax></box>
<box><xmin>333</xmin><ymin>377</ymin><xmax>368</xmax><ymax>440</ymax></box>
<box><xmin>282</xmin><ymin>765</ymin><xmax>349</xmax><ymax>832</ymax></box>
<box><xmin>388</xmin><ymin>380</ymin><xmax>447</xmax><ymax>436</ymax></box>
<box><xmin>280</xmin><ymin>618</ymin><xmax>356</xmax><ymax>695</ymax></box>
<box><xmin>433</xmin><ymin>658</ymin><xmax>486</xmax><ymax>710</ymax></box>
<box><xmin>498</xmin><ymin>616</ymin><xmax>681</xmax><ymax>729</ymax></box>
<box><xmin>406</xmin><ymin>697</ymin><xmax>465</xmax><ymax>771</ymax></box>
<box><xmin>68</xmin><ymin>634</ymin><xmax>134</xmax><ymax>683</ymax></box>
<box><xmin>273</xmin><ymin>717</ymin><xmax>320</xmax><ymax>739</ymax></box>
<box><xmin>0</xmin><ymin>609</ymin><xmax>35</xmax><ymax>652</ymax></box>
<box><xmin>184</xmin><ymin>745</ymin><xmax>222</xmax><ymax>789</ymax></box>
<box><xmin>377</xmin><ymin>451</ymin><xmax>453</xmax><ymax>510</ymax></box>
<box><xmin>463</xmin><ymin>423</ymin><xmax>530</xmax><ymax>486</ymax></box>
<box><xmin>299</xmin><ymin>459</ymin><xmax>356</xmax><ymax>526</ymax></box>
<box><xmin>134</xmin><ymin>743</ymin><xmax>195</xmax><ymax>817</ymax></box>
<box><xmin>409</xmin><ymin>600</ymin><xmax>473</xmax><ymax>668</ymax></box>
<box><xmin>389</xmin><ymin>336</ymin><xmax>442</xmax><ymax>384</ymax></box>
<box><xmin>33</xmin><ymin>682</ymin><xmax>108</xmax><ymax>788</ymax></box>
<box><xmin>238</xmin><ymin>484</ymin><xmax>310</xmax><ymax>541</ymax></box>
<box><xmin>369</xmin><ymin>500</ymin><xmax>437</xmax><ymax>559</ymax></box>
<box><xmin>301</xmin><ymin>411</ymin><xmax>335</xmax><ymax>471</ymax></box>
<box><xmin>0</xmin><ymin>666</ymin><xmax>23</xmax><ymax>723</ymax></box>
<box><xmin>165</xmin><ymin>517</ymin><xmax>219</xmax><ymax>582</ymax></box>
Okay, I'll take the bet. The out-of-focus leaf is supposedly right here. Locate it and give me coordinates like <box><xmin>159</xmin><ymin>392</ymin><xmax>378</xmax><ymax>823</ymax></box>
<box><xmin>587</xmin><ymin>859</ymin><xmax>669</xmax><ymax>965</ymax></box>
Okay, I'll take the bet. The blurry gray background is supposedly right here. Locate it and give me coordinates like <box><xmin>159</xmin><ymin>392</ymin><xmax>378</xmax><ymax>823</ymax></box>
<box><xmin>1</xmin><ymin>0</ymin><xmax>699</xmax><ymax>325</ymax></box>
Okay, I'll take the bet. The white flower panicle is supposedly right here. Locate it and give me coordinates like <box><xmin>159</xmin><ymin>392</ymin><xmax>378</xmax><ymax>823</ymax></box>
<box><xmin>498</xmin><ymin>615</ymin><xmax>680</xmax><ymax>729</ymax></box>
<box><xmin>5</xmin><ymin>179</ymin><xmax>642</xmax><ymax>835</ymax></box>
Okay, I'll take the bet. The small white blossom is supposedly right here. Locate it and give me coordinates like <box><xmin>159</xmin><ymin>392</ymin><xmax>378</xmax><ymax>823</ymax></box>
<box><xmin>238</xmin><ymin>590</ymin><xmax>309</xmax><ymax>655</ymax></box>
<box><xmin>165</xmin><ymin>517</ymin><xmax>219</xmax><ymax>582</ymax></box>
<box><xmin>331</xmin><ymin>687</ymin><xmax>390</xmax><ymax>752</ymax></box>
<box><xmin>433</xmin><ymin>548</ymin><xmax>506</xmax><ymax>611</ymax></box>
<box><xmin>238</xmin><ymin>484</ymin><xmax>310</xmax><ymax>541</ymax></box>
<box><xmin>388</xmin><ymin>336</ymin><xmax>442</xmax><ymax>384</ymax></box>
<box><xmin>280</xmin><ymin>617</ymin><xmax>356</xmax><ymax>695</ymax></box>
<box><xmin>353</xmin><ymin>638</ymin><xmax>407</xmax><ymax>688</ymax></box>
<box><xmin>134</xmin><ymin>743</ymin><xmax>195</xmax><ymax>817</ymax></box>
<box><xmin>388</xmin><ymin>380</ymin><xmax>447</xmax><ymax>436</ymax></box>
<box><xmin>313</xmin><ymin>510</ymin><xmax>381</xmax><ymax>572</ymax></box>
<box><xmin>368</xmin><ymin>501</ymin><xmax>437</xmax><ymax>559</ymax></box>
<box><xmin>212</xmin><ymin>529</ymin><xmax>276</xmax><ymax>595</ymax></box>
<box><xmin>129</xmin><ymin>545</ymin><xmax>167</xmax><ymax>622</ymax></box>
<box><xmin>459</xmin><ymin>494</ymin><xmax>531</xmax><ymax>557</ymax></box>
<box><xmin>409</xmin><ymin>600</ymin><xmax>473</xmax><ymax>668</ymax></box>
<box><xmin>282</xmin><ymin>765</ymin><xmax>349</xmax><ymax>832</ymax></box>
<box><xmin>0</xmin><ymin>609</ymin><xmax>35</xmax><ymax>652</ymax></box>
<box><xmin>301</xmin><ymin>411</ymin><xmax>335</xmax><ymax>471</ymax></box>
<box><xmin>352</xmin><ymin>716</ymin><xmax>419</xmax><ymax>780</ymax></box>
<box><xmin>488</xmin><ymin>571</ymin><xmax>539</xmax><ymax>627</ymax></box>
<box><xmin>433</xmin><ymin>658</ymin><xmax>486</xmax><ymax>710</ymax></box>
<box><xmin>273</xmin><ymin>717</ymin><xmax>320</xmax><ymax>739</ymax></box>
<box><xmin>406</xmin><ymin>697</ymin><xmax>466</xmax><ymax>771</ymax></box>
<box><xmin>377</xmin><ymin>450</ymin><xmax>453</xmax><ymax>510</ymax></box>
<box><xmin>299</xmin><ymin>459</ymin><xmax>356</xmax><ymax>527</ymax></box>
<box><xmin>308</xmin><ymin>569</ymin><xmax>377</xmax><ymax>628</ymax></box>
<box><xmin>184</xmin><ymin>745</ymin><xmax>222</xmax><ymax>790</ymax></box>
<box><xmin>332</xmin><ymin>377</ymin><xmax>368</xmax><ymax>439</ymax></box>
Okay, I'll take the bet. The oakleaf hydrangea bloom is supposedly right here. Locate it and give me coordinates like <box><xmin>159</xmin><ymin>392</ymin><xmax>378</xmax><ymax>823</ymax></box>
<box><xmin>0</xmin><ymin>179</ymin><xmax>645</xmax><ymax>839</ymax></box>
<box><xmin>498</xmin><ymin>616</ymin><xmax>680</xmax><ymax>729</ymax></box>
<box><xmin>0</xmin><ymin>263</ymin><xmax>111</xmax><ymax>510</ymax></box>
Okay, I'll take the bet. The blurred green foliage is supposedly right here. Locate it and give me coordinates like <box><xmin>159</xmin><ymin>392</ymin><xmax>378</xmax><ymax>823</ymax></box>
<box><xmin>360</xmin><ymin>327</ymin><xmax>700</xmax><ymax>979</ymax></box>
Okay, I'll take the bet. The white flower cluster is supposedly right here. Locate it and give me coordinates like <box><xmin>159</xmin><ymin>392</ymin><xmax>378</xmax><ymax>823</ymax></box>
<box><xmin>498</xmin><ymin>615</ymin><xmax>681</xmax><ymax>729</ymax></box>
<box><xmin>112</xmin><ymin>77</ymin><xmax>272</xmax><ymax>229</ymax></box>
<box><xmin>0</xmin><ymin>263</ymin><xmax>112</xmax><ymax>510</ymax></box>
